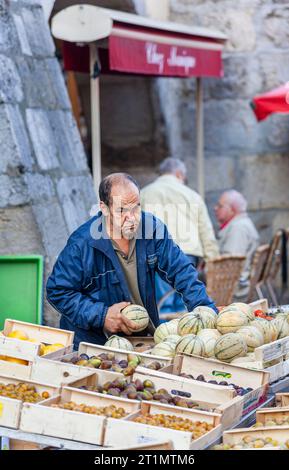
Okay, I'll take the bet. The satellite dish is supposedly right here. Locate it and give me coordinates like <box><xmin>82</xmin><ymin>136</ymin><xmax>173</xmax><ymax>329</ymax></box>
<box><xmin>51</xmin><ymin>4</ymin><xmax>112</xmax><ymax>43</ymax></box>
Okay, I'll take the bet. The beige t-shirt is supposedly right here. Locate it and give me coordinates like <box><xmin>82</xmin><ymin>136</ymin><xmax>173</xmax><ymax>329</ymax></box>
<box><xmin>111</xmin><ymin>238</ymin><xmax>144</xmax><ymax>307</ymax></box>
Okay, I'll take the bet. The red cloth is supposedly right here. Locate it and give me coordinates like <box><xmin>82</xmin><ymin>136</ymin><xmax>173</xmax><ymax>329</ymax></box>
<box><xmin>251</xmin><ymin>83</ymin><xmax>289</xmax><ymax>121</ymax></box>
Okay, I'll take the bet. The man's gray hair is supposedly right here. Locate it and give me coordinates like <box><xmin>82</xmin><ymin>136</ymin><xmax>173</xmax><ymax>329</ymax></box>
<box><xmin>159</xmin><ymin>157</ymin><xmax>187</xmax><ymax>177</ymax></box>
<box><xmin>224</xmin><ymin>190</ymin><xmax>248</xmax><ymax>213</ymax></box>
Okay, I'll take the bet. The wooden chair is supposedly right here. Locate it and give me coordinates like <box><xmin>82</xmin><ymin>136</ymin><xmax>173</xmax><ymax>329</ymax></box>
<box><xmin>205</xmin><ymin>255</ymin><xmax>246</xmax><ymax>306</ymax></box>
<box><xmin>246</xmin><ymin>244</ymin><xmax>270</xmax><ymax>303</ymax></box>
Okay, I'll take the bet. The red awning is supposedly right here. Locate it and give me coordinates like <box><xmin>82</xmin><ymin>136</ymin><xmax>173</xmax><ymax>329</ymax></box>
<box><xmin>251</xmin><ymin>83</ymin><xmax>289</xmax><ymax>121</ymax></box>
<box><xmin>62</xmin><ymin>18</ymin><xmax>225</xmax><ymax>78</ymax></box>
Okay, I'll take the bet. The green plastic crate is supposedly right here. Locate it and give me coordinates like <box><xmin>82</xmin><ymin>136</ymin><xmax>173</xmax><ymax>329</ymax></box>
<box><xmin>0</xmin><ymin>255</ymin><xmax>44</xmax><ymax>330</ymax></box>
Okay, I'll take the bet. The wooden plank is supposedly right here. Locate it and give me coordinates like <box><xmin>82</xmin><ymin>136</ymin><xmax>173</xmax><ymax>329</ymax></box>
<box><xmin>133</xmin><ymin>368</ymin><xmax>236</xmax><ymax>402</ymax></box>
<box><xmin>276</xmin><ymin>393</ymin><xmax>289</xmax><ymax>407</ymax></box>
<box><xmin>256</xmin><ymin>406</ymin><xmax>289</xmax><ymax>425</ymax></box>
<box><xmin>173</xmin><ymin>354</ymin><xmax>270</xmax><ymax>388</ymax></box>
<box><xmin>0</xmin><ymin>359</ymin><xmax>33</xmax><ymax>380</ymax></box>
<box><xmin>20</xmin><ymin>402</ymin><xmax>106</xmax><ymax>446</ymax></box>
<box><xmin>223</xmin><ymin>426</ymin><xmax>289</xmax><ymax>446</ymax></box>
<box><xmin>0</xmin><ymin>374</ymin><xmax>60</xmax><ymax>429</ymax></box>
<box><xmin>31</xmin><ymin>356</ymin><xmax>124</xmax><ymax>387</ymax></box>
<box><xmin>0</xmin><ymin>335</ymin><xmax>40</xmax><ymax>362</ymax></box>
<box><xmin>0</xmin><ymin>426</ymin><xmax>103</xmax><ymax>450</ymax></box>
<box><xmin>3</xmin><ymin>319</ymin><xmax>74</xmax><ymax>347</ymax></box>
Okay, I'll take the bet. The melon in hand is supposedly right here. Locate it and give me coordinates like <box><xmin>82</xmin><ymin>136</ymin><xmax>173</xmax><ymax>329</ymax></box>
<box><xmin>121</xmin><ymin>305</ymin><xmax>149</xmax><ymax>333</ymax></box>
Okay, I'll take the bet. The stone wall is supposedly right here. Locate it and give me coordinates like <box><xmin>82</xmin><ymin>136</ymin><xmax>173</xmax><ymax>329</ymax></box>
<box><xmin>0</xmin><ymin>0</ymin><xmax>96</xmax><ymax>326</ymax></box>
<box><xmin>157</xmin><ymin>0</ymin><xmax>289</xmax><ymax>241</ymax></box>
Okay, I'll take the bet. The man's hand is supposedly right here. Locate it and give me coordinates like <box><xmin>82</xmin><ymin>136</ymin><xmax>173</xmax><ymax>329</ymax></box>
<box><xmin>104</xmin><ymin>302</ymin><xmax>140</xmax><ymax>335</ymax></box>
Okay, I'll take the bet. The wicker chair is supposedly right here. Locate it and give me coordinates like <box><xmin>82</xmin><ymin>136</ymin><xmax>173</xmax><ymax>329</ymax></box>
<box><xmin>205</xmin><ymin>255</ymin><xmax>246</xmax><ymax>306</ymax></box>
<box><xmin>246</xmin><ymin>244</ymin><xmax>270</xmax><ymax>303</ymax></box>
<box><xmin>262</xmin><ymin>230</ymin><xmax>288</xmax><ymax>305</ymax></box>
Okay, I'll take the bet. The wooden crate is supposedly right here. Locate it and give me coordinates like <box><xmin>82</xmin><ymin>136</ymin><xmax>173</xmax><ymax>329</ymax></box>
<box><xmin>0</xmin><ymin>374</ymin><xmax>59</xmax><ymax>429</ymax></box>
<box><xmin>132</xmin><ymin>369</ymin><xmax>244</xmax><ymax>429</ymax></box>
<box><xmin>31</xmin><ymin>353</ymin><xmax>125</xmax><ymax>387</ymax></box>
<box><xmin>78</xmin><ymin>342</ymin><xmax>171</xmax><ymax>368</ymax></box>
<box><xmin>124</xmin><ymin>337</ymin><xmax>155</xmax><ymax>352</ymax></box>
<box><xmin>66</xmin><ymin>371</ymin><xmax>130</xmax><ymax>390</ymax></box>
<box><xmin>20</xmin><ymin>387</ymin><xmax>140</xmax><ymax>445</ymax></box>
<box><xmin>276</xmin><ymin>393</ymin><xmax>289</xmax><ymax>407</ymax></box>
<box><xmin>253</xmin><ymin>337</ymin><xmax>289</xmax><ymax>364</ymax></box>
<box><xmin>1</xmin><ymin>319</ymin><xmax>74</xmax><ymax>358</ymax></box>
<box><xmin>164</xmin><ymin>354</ymin><xmax>269</xmax><ymax>416</ymax></box>
<box><xmin>256</xmin><ymin>406</ymin><xmax>289</xmax><ymax>425</ymax></box>
<box><xmin>104</xmin><ymin>402</ymin><xmax>222</xmax><ymax>450</ymax></box>
<box><xmin>222</xmin><ymin>426</ymin><xmax>289</xmax><ymax>448</ymax></box>
<box><xmin>249</xmin><ymin>299</ymin><xmax>269</xmax><ymax>315</ymax></box>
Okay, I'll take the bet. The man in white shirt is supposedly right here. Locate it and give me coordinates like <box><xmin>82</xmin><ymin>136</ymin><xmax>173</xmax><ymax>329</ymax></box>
<box><xmin>141</xmin><ymin>158</ymin><xmax>219</xmax><ymax>312</ymax></box>
<box><xmin>215</xmin><ymin>190</ymin><xmax>260</xmax><ymax>298</ymax></box>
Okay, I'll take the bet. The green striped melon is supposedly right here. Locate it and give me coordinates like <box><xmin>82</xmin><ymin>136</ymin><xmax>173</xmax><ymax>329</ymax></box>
<box><xmin>250</xmin><ymin>319</ymin><xmax>278</xmax><ymax>344</ymax></box>
<box><xmin>154</xmin><ymin>319</ymin><xmax>179</xmax><ymax>344</ymax></box>
<box><xmin>237</xmin><ymin>326</ymin><xmax>264</xmax><ymax>352</ymax></box>
<box><xmin>228</xmin><ymin>303</ymin><xmax>255</xmax><ymax>322</ymax></box>
<box><xmin>192</xmin><ymin>306</ymin><xmax>217</xmax><ymax>318</ymax></box>
<box><xmin>231</xmin><ymin>356</ymin><xmax>257</xmax><ymax>365</ymax></box>
<box><xmin>163</xmin><ymin>334</ymin><xmax>181</xmax><ymax>345</ymax></box>
<box><xmin>121</xmin><ymin>305</ymin><xmax>149</xmax><ymax>333</ymax></box>
<box><xmin>214</xmin><ymin>333</ymin><xmax>247</xmax><ymax>363</ymax></box>
<box><xmin>178</xmin><ymin>313</ymin><xmax>216</xmax><ymax>336</ymax></box>
<box><xmin>216</xmin><ymin>309</ymin><xmax>248</xmax><ymax>334</ymax></box>
<box><xmin>150</xmin><ymin>341</ymin><xmax>176</xmax><ymax>358</ymax></box>
<box><xmin>175</xmin><ymin>335</ymin><xmax>205</xmax><ymax>356</ymax></box>
<box><xmin>273</xmin><ymin>314</ymin><xmax>289</xmax><ymax>339</ymax></box>
<box><xmin>105</xmin><ymin>335</ymin><xmax>134</xmax><ymax>351</ymax></box>
<box><xmin>197</xmin><ymin>329</ymin><xmax>221</xmax><ymax>358</ymax></box>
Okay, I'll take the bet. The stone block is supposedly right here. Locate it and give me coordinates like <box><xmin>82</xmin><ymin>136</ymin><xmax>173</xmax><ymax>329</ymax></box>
<box><xmin>20</xmin><ymin>6</ymin><xmax>55</xmax><ymax>57</ymax></box>
<box><xmin>0</xmin><ymin>5</ymin><xmax>19</xmax><ymax>52</ymax></box>
<box><xmin>238</xmin><ymin>153</ymin><xmax>289</xmax><ymax>211</ymax></box>
<box><xmin>0</xmin><ymin>205</ymin><xmax>44</xmax><ymax>254</ymax></box>
<box><xmin>16</xmin><ymin>57</ymin><xmax>58</xmax><ymax>108</ymax></box>
<box><xmin>0</xmin><ymin>54</ymin><xmax>23</xmax><ymax>103</ymax></box>
<box><xmin>45</xmin><ymin>58</ymin><xmax>71</xmax><ymax>110</ymax></box>
<box><xmin>205</xmin><ymin>156</ymin><xmax>236</xmax><ymax>192</ymax></box>
<box><xmin>48</xmin><ymin>110</ymin><xmax>87</xmax><ymax>172</ymax></box>
<box><xmin>12</xmin><ymin>12</ymin><xmax>32</xmax><ymax>56</ymax></box>
<box><xmin>32</xmin><ymin>199</ymin><xmax>69</xmax><ymax>258</ymax></box>
<box><xmin>0</xmin><ymin>174</ymin><xmax>29</xmax><ymax>208</ymax></box>
<box><xmin>24</xmin><ymin>173</ymin><xmax>55</xmax><ymax>202</ymax></box>
<box><xmin>170</xmin><ymin>2</ymin><xmax>256</xmax><ymax>52</ymax></box>
<box><xmin>262</xmin><ymin>4</ymin><xmax>289</xmax><ymax>48</ymax></box>
<box><xmin>205</xmin><ymin>55</ymin><xmax>263</xmax><ymax>100</ymax></box>
<box><xmin>56</xmin><ymin>176</ymin><xmax>96</xmax><ymax>234</ymax></box>
<box><xmin>26</xmin><ymin>108</ymin><xmax>59</xmax><ymax>170</ymax></box>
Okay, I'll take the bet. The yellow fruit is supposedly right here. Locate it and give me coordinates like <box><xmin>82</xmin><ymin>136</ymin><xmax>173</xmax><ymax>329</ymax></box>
<box><xmin>0</xmin><ymin>355</ymin><xmax>6</xmax><ymax>361</ymax></box>
<box><xmin>4</xmin><ymin>357</ymin><xmax>29</xmax><ymax>365</ymax></box>
<box><xmin>39</xmin><ymin>343</ymin><xmax>46</xmax><ymax>356</ymax></box>
<box><xmin>42</xmin><ymin>344</ymin><xmax>64</xmax><ymax>355</ymax></box>
<box><xmin>8</xmin><ymin>330</ymin><xmax>29</xmax><ymax>341</ymax></box>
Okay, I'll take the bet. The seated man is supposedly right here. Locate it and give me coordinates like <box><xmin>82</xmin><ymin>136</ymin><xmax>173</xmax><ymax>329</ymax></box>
<box><xmin>215</xmin><ymin>190</ymin><xmax>260</xmax><ymax>298</ymax></box>
<box><xmin>47</xmin><ymin>173</ymin><xmax>217</xmax><ymax>348</ymax></box>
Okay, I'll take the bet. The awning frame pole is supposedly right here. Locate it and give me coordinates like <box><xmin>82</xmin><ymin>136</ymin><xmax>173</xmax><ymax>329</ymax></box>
<box><xmin>90</xmin><ymin>42</ymin><xmax>102</xmax><ymax>193</ymax></box>
<box><xmin>196</xmin><ymin>76</ymin><xmax>204</xmax><ymax>198</ymax></box>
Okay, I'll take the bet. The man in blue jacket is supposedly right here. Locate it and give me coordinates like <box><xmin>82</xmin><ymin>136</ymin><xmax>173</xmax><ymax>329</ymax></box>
<box><xmin>47</xmin><ymin>173</ymin><xmax>217</xmax><ymax>348</ymax></box>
